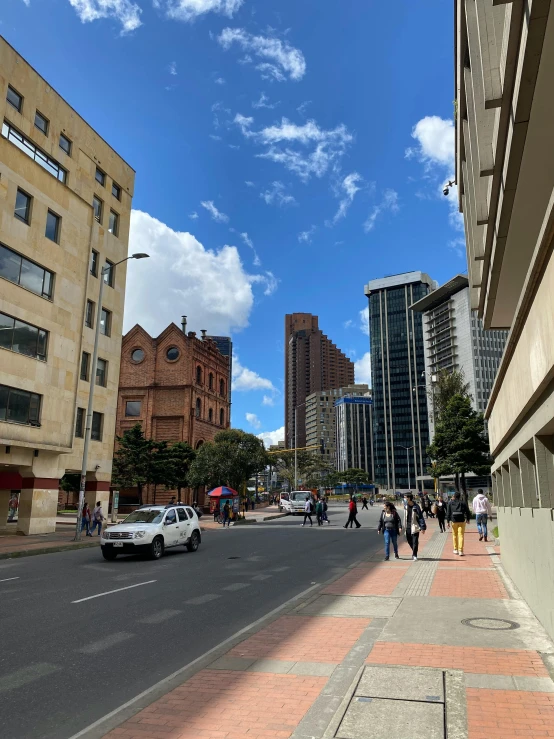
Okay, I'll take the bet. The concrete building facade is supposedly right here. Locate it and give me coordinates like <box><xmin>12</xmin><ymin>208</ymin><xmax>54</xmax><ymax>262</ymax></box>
<box><xmin>455</xmin><ymin>0</ymin><xmax>554</xmax><ymax>639</ymax></box>
<box><xmin>285</xmin><ymin>313</ymin><xmax>354</xmax><ymax>452</ymax></box>
<box><xmin>0</xmin><ymin>37</ymin><xmax>134</xmax><ymax>534</ymax></box>
<box><xmin>365</xmin><ymin>272</ymin><xmax>435</xmax><ymax>492</ymax></box>
<box><xmin>116</xmin><ymin>322</ymin><xmax>231</xmax><ymax>506</ymax></box>
<box><xmin>335</xmin><ymin>395</ymin><xmax>374</xmax><ymax>478</ymax></box>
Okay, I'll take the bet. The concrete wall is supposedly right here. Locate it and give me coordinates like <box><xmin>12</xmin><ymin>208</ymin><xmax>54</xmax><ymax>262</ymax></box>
<box><xmin>498</xmin><ymin>506</ymin><xmax>554</xmax><ymax>641</ymax></box>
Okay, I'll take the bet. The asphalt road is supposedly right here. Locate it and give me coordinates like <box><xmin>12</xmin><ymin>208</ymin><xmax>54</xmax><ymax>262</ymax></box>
<box><xmin>0</xmin><ymin>505</ymin><xmax>383</xmax><ymax>739</ymax></box>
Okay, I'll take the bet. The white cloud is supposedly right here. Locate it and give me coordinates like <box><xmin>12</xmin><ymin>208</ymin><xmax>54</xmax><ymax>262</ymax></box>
<box><xmin>260</xmin><ymin>181</ymin><xmax>296</xmax><ymax>207</ymax></box>
<box><xmin>232</xmin><ymin>354</ymin><xmax>275</xmax><ymax>391</ymax></box>
<box><xmin>363</xmin><ymin>189</ymin><xmax>399</xmax><ymax>233</ymax></box>
<box><xmin>168</xmin><ymin>61</ymin><xmax>177</xmax><ymax>75</ymax></box>
<box><xmin>343</xmin><ymin>319</ymin><xmax>353</xmax><ymax>329</ymax></box>
<box><xmin>252</xmin><ymin>92</ymin><xmax>279</xmax><ymax>109</ymax></box>
<box><xmin>214</xmin><ymin>76</ymin><xmax>226</xmax><ymax>85</ymax></box>
<box><xmin>218</xmin><ymin>28</ymin><xmax>306</xmax><ymax>81</ymax></box>
<box><xmin>246</xmin><ymin>412</ymin><xmax>261</xmax><ymax>429</ymax></box>
<box><xmin>257</xmin><ymin>426</ymin><xmax>285</xmax><ymax>448</ymax></box>
<box><xmin>240</xmin><ymin>232</ymin><xmax>261</xmax><ymax>266</ymax></box>
<box><xmin>332</xmin><ymin>172</ymin><xmax>363</xmax><ymax>224</ymax></box>
<box><xmin>234</xmin><ymin>113</ymin><xmax>254</xmax><ymax>136</ymax></box>
<box><xmin>201</xmin><ymin>200</ymin><xmax>229</xmax><ymax>223</ymax></box>
<box><xmin>298</xmin><ymin>225</ymin><xmax>316</xmax><ymax>243</ymax></box>
<box><xmin>189</xmin><ymin>211</ymin><xmax>199</xmax><ymax>219</ymax></box>
<box><xmin>125</xmin><ymin>210</ymin><xmax>270</xmax><ymax>336</ymax></box>
<box><xmin>245</xmin><ymin>180</ymin><xmax>255</xmax><ymax>187</ymax></box>
<box><xmin>21</xmin><ymin>0</ymin><xmax>30</xmax><ymax>5</ymax></box>
<box><xmin>354</xmin><ymin>352</ymin><xmax>372</xmax><ymax>386</ymax></box>
<box><xmin>262</xmin><ymin>395</ymin><xmax>275</xmax><ymax>406</ymax></box>
<box><xmin>296</xmin><ymin>100</ymin><xmax>311</xmax><ymax>117</ymax></box>
<box><xmin>67</xmin><ymin>0</ymin><xmax>142</xmax><ymax>33</ymax></box>
<box><xmin>209</xmin><ymin>134</ymin><xmax>222</xmax><ymax>141</ymax></box>
<box><xmin>360</xmin><ymin>306</ymin><xmax>369</xmax><ymax>335</ymax></box>
<box><xmin>250</xmin><ymin>270</ymin><xmax>278</xmax><ymax>296</ymax></box>
<box><xmin>158</xmin><ymin>0</ymin><xmax>243</xmax><ymax>22</ymax></box>
<box><xmin>406</xmin><ymin>116</ymin><xmax>454</xmax><ymax>168</ymax></box>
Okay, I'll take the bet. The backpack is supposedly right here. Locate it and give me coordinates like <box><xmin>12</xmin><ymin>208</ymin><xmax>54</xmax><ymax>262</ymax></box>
<box><xmin>309</xmin><ymin>500</ymin><xmax>315</xmax><ymax>513</ymax></box>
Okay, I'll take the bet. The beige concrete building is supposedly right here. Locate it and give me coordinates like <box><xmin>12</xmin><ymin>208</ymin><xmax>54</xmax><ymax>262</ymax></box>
<box><xmin>455</xmin><ymin>1</ymin><xmax>554</xmax><ymax>639</ymax></box>
<box><xmin>0</xmin><ymin>37</ymin><xmax>134</xmax><ymax>534</ymax></box>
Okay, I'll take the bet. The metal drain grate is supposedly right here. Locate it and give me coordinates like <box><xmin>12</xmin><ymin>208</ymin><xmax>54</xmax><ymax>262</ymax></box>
<box><xmin>461</xmin><ymin>617</ymin><xmax>520</xmax><ymax>631</ymax></box>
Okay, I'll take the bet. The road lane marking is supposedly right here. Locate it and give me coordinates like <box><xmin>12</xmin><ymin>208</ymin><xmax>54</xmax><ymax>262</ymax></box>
<box><xmin>139</xmin><ymin>609</ymin><xmax>182</xmax><ymax>624</ymax></box>
<box><xmin>71</xmin><ymin>580</ymin><xmax>157</xmax><ymax>603</ymax></box>
<box><xmin>0</xmin><ymin>663</ymin><xmax>59</xmax><ymax>692</ymax></box>
<box><xmin>79</xmin><ymin>632</ymin><xmax>134</xmax><ymax>654</ymax></box>
<box><xmin>251</xmin><ymin>574</ymin><xmax>272</xmax><ymax>581</ymax></box>
<box><xmin>222</xmin><ymin>583</ymin><xmax>250</xmax><ymax>591</ymax></box>
<box><xmin>185</xmin><ymin>593</ymin><xmax>221</xmax><ymax>605</ymax></box>
<box><xmin>0</xmin><ymin>577</ymin><xmax>20</xmax><ymax>583</ymax></box>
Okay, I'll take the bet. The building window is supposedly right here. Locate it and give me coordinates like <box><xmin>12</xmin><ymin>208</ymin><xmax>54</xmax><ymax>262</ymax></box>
<box><xmin>166</xmin><ymin>346</ymin><xmax>179</xmax><ymax>361</ymax></box>
<box><xmin>131</xmin><ymin>348</ymin><xmax>145</xmax><ymax>363</ymax></box>
<box><xmin>14</xmin><ymin>189</ymin><xmax>31</xmax><ymax>223</ymax></box>
<box><xmin>59</xmin><ymin>133</ymin><xmax>72</xmax><ymax>155</ymax></box>
<box><xmin>195</xmin><ymin>398</ymin><xmax>201</xmax><ymax>418</ymax></box>
<box><xmin>209</xmin><ymin>408</ymin><xmax>213</xmax><ymax>423</ymax></box>
<box><xmin>103</xmin><ymin>260</ymin><xmax>115</xmax><ymax>287</ymax></box>
<box><xmin>220</xmin><ymin>408</ymin><xmax>224</xmax><ymax>426</ymax></box>
<box><xmin>75</xmin><ymin>407</ymin><xmax>85</xmax><ymax>438</ymax></box>
<box><xmin>93</xmin><ymin>196</ymin><xmax>103</xmax><ymax>223</ymax></box>
<box><xmin>100</xmin><ymin>308</ymin><xmax>111</xmax><ymax>336</ymax></box>
<box><xmin>196</xmin><ymin>366</ymin><xmax>202</xmax><ymax>384</ymax></box>
<box><xmin>0</xmin><ymin>311</ymin><xmax>48</xmax><ymax>361</ymax></box>
<box><xmin>95</xmin><ymin>167</ymin><xmax>105</xmax><ymax>186</ymax></box>
<box><xmin>6</xmin><ymin>86</ymin><xmax>22</xmax><ymax>112</ymax></box>
<box><xmin>91</xmin><ymin>411</ymin><xmax>103</xmax><ymax>441</ymax></box>
<box><xmin>209</xmin><ymin>373</ymin><xmax>214</xmax><ymax>390</ymax></box>
<box><xmin>80</xmin><ymin>351</ymin><xmax>90</xmax><ymax>381</ymax></box>
<box><xmin>85</xmin><ymin>300</ymin><xmax>94</xmax><ymax>328</ymax></box>
<box><xmin>112</xmin><ymin>182</ymin><xmax>121</xmax><ymax>200</ymax></box>
<box><xmin>34</xmin><ymin>111</ymin><xmax>49</xmax><ymax>135</ymax></box>
<box><xmin>90</xmin><ymin>249</ymin><xmax>98</xmax><ymax>277</ymax></box>
<box><xmin>0</xmin><ymin>243</ymin><xmax>53</xmax><ymax>299</ymax></box>
<box><xmin>0</xmin><ymin>384</ymin><xmax>41</xmax><ymax>426</ymax></box>
<box><xmin>125</xmin><ymin>400</ymin><xmax>141</xmax><ymax>417</ymax></box>
<box><xmin>108</xmin><ymin>210</ymin><xmax>119</xmax><ymax>236</ymax></box>
<box><xmin>45</xmin><ymin>210</ymin><xmax>60</xmax><ymax>243</ymax></box>
<box><xmin>220</xmin><ymin>379</ymin><xmax>225</xmax><ymax>397</ymax></box>
<box><xmin>2</xmin><ymin>121</ymin><xmax>67</xmax><ymax>183</ymax></box>
<box><xmin>95</xmin><ymin>358</ymin><xmax>107</xmax><ymax>387</ymax></box>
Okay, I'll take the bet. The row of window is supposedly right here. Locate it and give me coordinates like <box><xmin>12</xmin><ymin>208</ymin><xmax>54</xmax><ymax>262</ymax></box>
<box><xmin>6</xmin><ymin>85</ymin><xmax>122</xmax><ymax>201</ymax></box>
<box><xmin>130</xmin><ymin>347</ymin><xmax>227</xmax><ymax>396</ymax></box>
<box><xmin>0</xmin><ymin>242</ymin><xmax>53</xmax><ymax>299</ymax></box>
<box><xmin>75</xmin><ymin>407</ymin><xmax>103</xmax><ymax>441</ymax></box>
<box><xmin>122</xmin><ymin>398</ymin><xmax>226</xmax><ymax>426</ymax></box>
<box><xmin>80</xmin><ymin>352</ymin><xmax>108</xmax><ymax>387</ymax></box>
<box><xmin>194</xmin><ymin>398</ymin><xmax>226</xmax><ymax>426</ymax></box>
<box><xmin>0</xmin><ymin>310</ymin><xmax>48</xmax><ymax>361</ymax></box>
<box><xmin>85</xmin><ymin>300</ymin><xmax>111</xmax><ymax>335</ymax></box>
<box><xmin>14</xmin><ymin>187</ymin><xmax>62</xmax><ymax>245</ymax></box>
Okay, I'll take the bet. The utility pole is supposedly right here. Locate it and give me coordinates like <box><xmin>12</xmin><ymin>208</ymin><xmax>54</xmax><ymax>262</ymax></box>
<box><xmin>398</xmin><ymin>444</ymin><xmax>414</xmax><ymax>491</ymax></box>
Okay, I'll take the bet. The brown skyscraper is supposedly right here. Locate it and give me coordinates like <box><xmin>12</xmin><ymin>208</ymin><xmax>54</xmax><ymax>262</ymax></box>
<box><xmin>285</xmin><ymin>313</ymin><xmax>354</xmax><ymax>451</ymax></box>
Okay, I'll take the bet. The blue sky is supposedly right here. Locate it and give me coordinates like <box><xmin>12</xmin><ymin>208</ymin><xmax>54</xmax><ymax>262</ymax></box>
<box><xmin>2</xmin><ymin>0</ymin><xmax>463</xmax><ymax>445</ymax></box>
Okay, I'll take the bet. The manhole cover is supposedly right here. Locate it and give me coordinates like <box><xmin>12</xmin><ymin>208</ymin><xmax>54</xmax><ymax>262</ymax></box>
<box><xmin>227</xmin><ymin>556</ymin><xmax>241</xmax><ymax>560</ymax></box>
<box><xmin>461</xmin><ymin>617</ymin><xmax>520</xmax><ymax>631</ymax></box>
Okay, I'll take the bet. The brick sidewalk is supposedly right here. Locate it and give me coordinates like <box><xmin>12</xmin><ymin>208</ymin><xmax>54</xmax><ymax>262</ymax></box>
<box><xmin>0</xmin><ymin>524</ymin><xmax>100</xmax><ymax>559</ymax></box>
<box><xmin>95</xmin><ymin>519</ymin><xmax>554</xmax><ymax>739</ymax></box>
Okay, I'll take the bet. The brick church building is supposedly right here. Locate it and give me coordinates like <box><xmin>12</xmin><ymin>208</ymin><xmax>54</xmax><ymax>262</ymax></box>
<box><xmin>115</xmin><ymin>320</ymin><xmax>231</xmax><ymax>507</ymax></box>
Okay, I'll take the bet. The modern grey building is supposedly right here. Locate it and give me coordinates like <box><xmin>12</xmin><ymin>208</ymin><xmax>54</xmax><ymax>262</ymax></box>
<box><xmin>365</xmin><ymin>272</ymin><xmax>436</xmax><ymax>491</ymax></box>
<box><xmin>335</xmin><ymin>395</ymin><xmax>374</xmax><ymax>478</ymax></box>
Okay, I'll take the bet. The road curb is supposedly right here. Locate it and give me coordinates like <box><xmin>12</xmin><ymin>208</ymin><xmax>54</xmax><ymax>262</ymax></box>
<box><xmin>0</xmin><ymin>541</ymin><xmax>99</xmax><ymax>560</ymax></box>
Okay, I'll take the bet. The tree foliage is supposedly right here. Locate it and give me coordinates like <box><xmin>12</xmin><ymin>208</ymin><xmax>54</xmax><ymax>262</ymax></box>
<box><xmin>167</xmin><ymin>442</ymin><xmax>196</xmax><ymax>498</ymax></box>
<box><xmin>432</xmin><ymin>368</ymin><xmax>471</xmax><ymax>421</ymax></box>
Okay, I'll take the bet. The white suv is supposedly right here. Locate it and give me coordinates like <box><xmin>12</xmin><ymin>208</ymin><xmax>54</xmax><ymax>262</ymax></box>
<box><xmin>101</xmin><ymin>505</ymin><xmax>201</xmax><ymax>561</ymax></box>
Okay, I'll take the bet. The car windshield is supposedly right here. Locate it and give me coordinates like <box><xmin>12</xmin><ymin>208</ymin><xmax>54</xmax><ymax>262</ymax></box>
<box><xmin>123</xmin><ymin>510</ymin><xmax>164</xmax><ymax>524</ymax></box>
<box><xmin>291</xmin><ymin>493</ymin><xmax>308</xmax><ymax>501</ymax></box>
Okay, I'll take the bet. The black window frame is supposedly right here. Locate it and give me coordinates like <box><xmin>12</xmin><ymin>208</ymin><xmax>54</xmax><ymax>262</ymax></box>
<box><xmin>80</xmin><ymin>351</ymin><xmax>90</xmax><ymax>381</ymax></box>
<box><xmin>195</xmin><ymin>398</ymin><xmax>201</xmax><ymax>418</ymax></box>
<box><xmin>14</xmin><ymin>188</ymin><xmax>32</xmax><ymax>224</ymax></box>
<box><xmin>108</xmin><ymin>210</ymin><xmax>119</xmax><ymax>237</ymax></box>
<box><xmin>95</xmin><ymin>168</ymin><xmax>105</xmax><ymax>186</ymax></box>
<box><xmin>220</xmin><ymin>379</ymin><xmax>225</xmax><ymax>397</ymax></box>
<box><xmin>2</xmin><ymin>121</ymin><xmax>67</xmax><ymax>183</ymax></box>
<box><xmin>34</xmin><ymin>110</ymin><xmax>49</xmax><ymax>135</ymax></box>
<box><xmin>91</xmin><ymin>411</ymin><xmax>103</xmax><ymax>441</ymax></box>
<box><xmin>0</xmin><ymin>310</ymin><xmax>48</xmax><ymax>361</ymax></box>
<box><xmin>93</xmin><ymin>196</ymin><xmax>103</xmax><ymax>224</ymax></box>
<box><xmin>59</xmin><ymin>133</ymin><xmax>72</xmax><ymax>156</ymax></box>
<box><xmin>90</xmin><ymin>249</ymin><xmax>98</xmax><ymax>277</ymax></box>
<box><xmin>75</xmin><ymin>407</ymin><xmax>85</xmax><ymax>438</ymax></box>
<box><xmin>0</xmin><ymin>383</ymin><xmax>42</xmax><ymax>426</ymax></box>
<box><xmin>220</xmin><ymin>408</ymin><xmax>224</xmax><ymax>426</ymax></box>
<box><xmin>209</xmin><ymin>372</ymin><xmax>214</xmax><ymax>390</ymax></box>
<box><xmin>208</xmin><ymin>408</ymin><xmax>213</xmax><ymax>423</ymax></box>
<box><xmin>85</xmin><ymin>299</ymin><xmax>94</xmax><ymax>329</ymax></box>
<box><xmin>125</xmin><ymin>400</ymin><xmax>141</xmax><ymax>417</ymax></box>
<box><xmin>0</xmin><ymin>242</ymin><xmax>54</xmax><ymax>300</ymax></box>
<box><xmin>6</xmin><ymin>86</ymin><xmax>23</xmax><ymax>113</ymax></box>
<box><xmin>103</xmin><ymin>260</ymin><xmax>115</xmax><ymax>287</ymax></box>
<box><xmin>112</xmin><ymin>182</ymin><xmax>121</xmax><ymax>200</ymax></box>
<box><xmin>100</xmin><ymin>307</ymin><xmax>111</xmax><ymax>337</ymax></box>
<box><xmin>45</xmin><ymin>210</ymin><xmax>61</xmax><ymax>243</ymax></box>
<box><xmin>95</xmin><ymin>357</ymin><xmax>107</xmax><ymax>387</ymax></box>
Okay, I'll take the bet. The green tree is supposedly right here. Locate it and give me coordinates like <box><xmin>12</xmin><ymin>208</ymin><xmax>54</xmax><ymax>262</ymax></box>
<box><xmin>112</xmin><ymin>424</ymin><xmax>157</xmax><ymax>504</ymax></box>
<box><xmin>432</xmin><ymin>368</ymin><xmax>470</xmax><ymax>421</ymax></box>
<box><xmin>188</xmin><ymin>429</ymin><xmax>268</xmax><ymax>492</ymax></box>
<box><xmin>59</xmin><ymin>473</ymin><xmax>80</xmax><ymax>508</ymax></box>
<box><xmin>167</xmin><ymin>441</ymin><xmax>196</xmax><ymax>500</ymax></box>
<box><xmin>272</xmin><ymin>450</ymin><xmax>314</xmax><ymax>490</ymax></box>
<box><xmin>427</xmin><ymin>394</ymin><xmax>492</xmax><ymax>501</ymax></box>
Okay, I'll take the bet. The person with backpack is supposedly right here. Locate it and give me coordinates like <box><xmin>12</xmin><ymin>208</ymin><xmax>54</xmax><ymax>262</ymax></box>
<box><xmin>403</xmin><ymin>492</ymin><xmax>426</xmax><ymax>560</ymax></box>
<box><xmin>302</xmin><ymin>495</ymin><xmax>314</xmax><ymax>526</ymax></box>
<box><xmin>447</xmin><ymin>491</ymin><xmax>471</xmax><ymax>555</ymax></box>
<box><xmin>316</xmin><ymin>498</ymin><xmax>324</xmax><ymax>526</ymax></box>
<box><xmin>90</xmin><ymin>501</ymin><xmax>105</xmax><ymax>536</ymax></box>
<box><xmin>472</xmin><ymin>489</ymin><xmax>492</xmax><ymax>541</ymax></box>
<box><xmin>344</xmin><ymin>496</ymin><xmax>361</xmax><ymax>529</ymax></box>
<box><xmin>377</xmin><ymin>501</ymin><xmax>402</xmax><ymax>560</ymax></box>
<box><xmin>433</xmin><ymin>495</ymin><xmax>447</xmax><ymax>533</ymax></box>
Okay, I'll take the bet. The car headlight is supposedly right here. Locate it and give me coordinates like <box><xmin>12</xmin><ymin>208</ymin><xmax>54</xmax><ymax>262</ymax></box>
<box><xmin>133</xmin><ymin>531</ymin><xmax>147</xmax><ymax>539</ymax></box>
<box><xmin>102</xmin><ymin>530</ymin><xmax>109</xmax><ymax>539</ymax></box>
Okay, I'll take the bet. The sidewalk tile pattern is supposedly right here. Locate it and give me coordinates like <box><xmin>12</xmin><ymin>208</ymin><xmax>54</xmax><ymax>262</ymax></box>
<box><xmin>323</xmin><ymin>564</ymin><xmax>410</xmax><ymax>596</ymax></box>
<box><xmin>366</xmin><ymin>642</ymin><xmax>549</xmax><ymax>677</ymax></box>
<box><xmin>430</xmin><ymin>569</ymin><xmax>508</xmax><ymax>599</ymax></box>
<box><xmin>104</xmin><ymin>669</ymin><xmax>328</xmax><ymax>739</ymax></box>
<box><xmin>228</xmin><ymin>615</ymin><xmax>370</xmax><ymax>663</ymax></box>
<box><xmin>467</xmin><ymin>688</ymin><xmax>554</xmax><ymax>738</ymax></box>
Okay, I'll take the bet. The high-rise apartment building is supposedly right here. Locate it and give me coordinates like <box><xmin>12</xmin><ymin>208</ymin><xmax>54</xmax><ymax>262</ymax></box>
<box><xmin>365</xmin><ymin>272</ymin><xmax>435</xmax><ymax>491</ymax></box>
<box><xmin>0</xmin><ymin>38</ymin><xmax>134</xmax><ymax>534</ymax></box>
<box><xmin>305</xmin><ymin>385</ymin><xmax>370</xmax><ymax>467</ymax></box>
<box><xmin>335</xmin><ymin>395</ymin><xmax>374</xmax><ymax>478</ymax></box>
<box><xmin>285</xmin><ymin>313</ymin><xmax>354</xmax><ymax>451</ymax></box>
<box><xmin>411</xmin><ymin>275</ymin><xmax>508</xmax><ymax>434</ymax></box>
<box><xmin>455</xmin><ymin>0</ymin><xmax>554</xmax><ymax>640</ymax></box>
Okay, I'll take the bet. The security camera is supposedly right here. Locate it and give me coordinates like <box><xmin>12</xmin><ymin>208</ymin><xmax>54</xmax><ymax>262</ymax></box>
<box><xmin>443</xmin><ymin>187</ymin><xmax>450</xmax><ymax>196</ymax></box>
<box><xmin>443</xmin><ymin>180</ymin><xmax>455</xmax><ymax>196</ymax></box>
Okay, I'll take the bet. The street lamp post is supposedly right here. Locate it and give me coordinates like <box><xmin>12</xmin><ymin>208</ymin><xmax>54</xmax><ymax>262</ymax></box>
<box><xmin>73</xmin><ymin>253</ymin><xmax>149</xmax><ymax>541</ymax></box>
<box><xmin>398</xmin><ymin>445</ymin><xmax>414</xmax><ymax>490</ymax></box>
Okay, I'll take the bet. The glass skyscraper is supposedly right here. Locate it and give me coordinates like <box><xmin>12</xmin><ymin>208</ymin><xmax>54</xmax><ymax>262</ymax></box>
<box><xmin>364</xmin><ymin>272</ymin><xmax>435</xmax><ymax>491</ymax></box>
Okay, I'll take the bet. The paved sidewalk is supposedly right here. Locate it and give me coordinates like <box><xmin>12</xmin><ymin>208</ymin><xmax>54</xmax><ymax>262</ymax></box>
<box><xmin>90</xmin><ymin>521</ymin><xmax>554</xmax><ymax>739</ymax></box>
<box><xmin>0</xmin><ymin>523</ymin><xmax>101</xmax><ymax>558</ymax></box>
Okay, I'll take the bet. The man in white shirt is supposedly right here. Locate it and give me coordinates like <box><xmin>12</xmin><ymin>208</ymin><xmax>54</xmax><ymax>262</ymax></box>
<box><xmin>472</xmin><ymin>489</ymin><xmax>492</xmax><ymax>541</ymax></box>
<box><xmin>302</xmin><ymin>496</ymin><xmax>313</xmax><ymax>527</ymax></box>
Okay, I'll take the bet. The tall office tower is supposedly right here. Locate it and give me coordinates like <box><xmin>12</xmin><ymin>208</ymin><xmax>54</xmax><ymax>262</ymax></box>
<box><xmin>411</xmin><ymin>275</ymin><xmax>508</xmax><ymax>435</ymax></box>
<box><xmin>285</xmin><ymin>313</ymin><xmax>354</xmax><ymax>451</ymax></box>
<box><xmin>364</xmin><ymin>272</ymin><xmax>435</xmax><ymax>491</ymax></box>
<box><xmin>305</xmin><ymin>384</ymin><xmax>370</xmax><ymax>468</ymax></box>
<box><xmin>335</xmin><ymin>394</ymin><xmax>374</xmax><ymax>478</ymax></box>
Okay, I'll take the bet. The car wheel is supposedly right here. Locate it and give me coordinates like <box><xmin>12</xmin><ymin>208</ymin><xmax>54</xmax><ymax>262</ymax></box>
<box><xmin>150</xmin><ymin>536</ymin><xmax>164</xmax><ymax>560</ymax></box>
<box><xmin>102</xmin><ymin>549</ymin><xmax>117</xmax><ymax>561</ymax></box>
<box><xmin>186</xmin><ymin>531</ymin><xmax>200</xmax><ymax>552</ymax></box>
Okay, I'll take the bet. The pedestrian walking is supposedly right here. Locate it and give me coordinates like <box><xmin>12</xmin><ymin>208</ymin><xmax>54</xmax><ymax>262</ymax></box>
<box><xmin>213</xmin><ymin>505</ymin><xmax>219</xmax><ymax>522</ymax></box>
<box><xmin>377</xmin><ymin>502</ymin><xmax>402</xmax><ymax>560</ymax></box>
<box><xmin>169</xmin><ymin>496</ymin><xmax>176</xmax><ymax>505</ymax></box>
<box><xmin>472</xmin><ymin>488</ymin><xmax>492</xmax><ymax>542</ymax></box>
<box><xmin>8</xmin><ymin>493</ymin><xmax>19</xmax><ymax>522</ymax></box>
<box><xmin>302</xmin><ymin>495</ymin><xmax>313</xmax><ymax>526</ymax></box>
<box><xmin>222</xmin><ymin>500</ymin><xmax>231</xmax><ymax>527</ymax></box>
<box><xmin>316</xmin><ymin>498</ymin><xmax>324</xmax><ymax>526</ymax></box>
<box><xmin>422</xmin><ymin>494</ymin><xmax>433</xmax><ymax>519</ymax></box>
<box><xmin>322</xmin><ymin>496</ymin><xmax>330</xmax><ymax>524</ymax></box>
<box><xmin>433</xmin><ymin>495</ymin><xmax>447</xmax><ymax>533</ymax></box>
<box><xmin>361</xmin><ymin>496</ymin><xmax>369</xmax><ymax>510</ymax></box>
<box><xmin>403</xmin><ymin>492</ymin><xmax>425</xmax><ymax>560</ymax></box>
<box><xmin>344</xmin><ymin>496</ymin><xmax>361</xmax><ymax>529</ymax></box>
<box><xmin>447</xmin><ymin>491</ymin><xmax>471</xmax><ymax>555</ymax></box>
<box><xmin>90</xmin><ymin>501</ymin><xmax>105</xmax><ymax>536</ymax></box>
<box><xmin>81</xmin><ymin>502</ymin><xmax>92</xmax><ymax>536</ymax></box>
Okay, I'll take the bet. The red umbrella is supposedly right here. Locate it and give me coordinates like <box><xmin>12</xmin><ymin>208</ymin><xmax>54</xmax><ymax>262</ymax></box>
<box><xmin>207</xmin><ymin>486</ymin><xmax>240</xmax><ymax>498</ymax></box>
